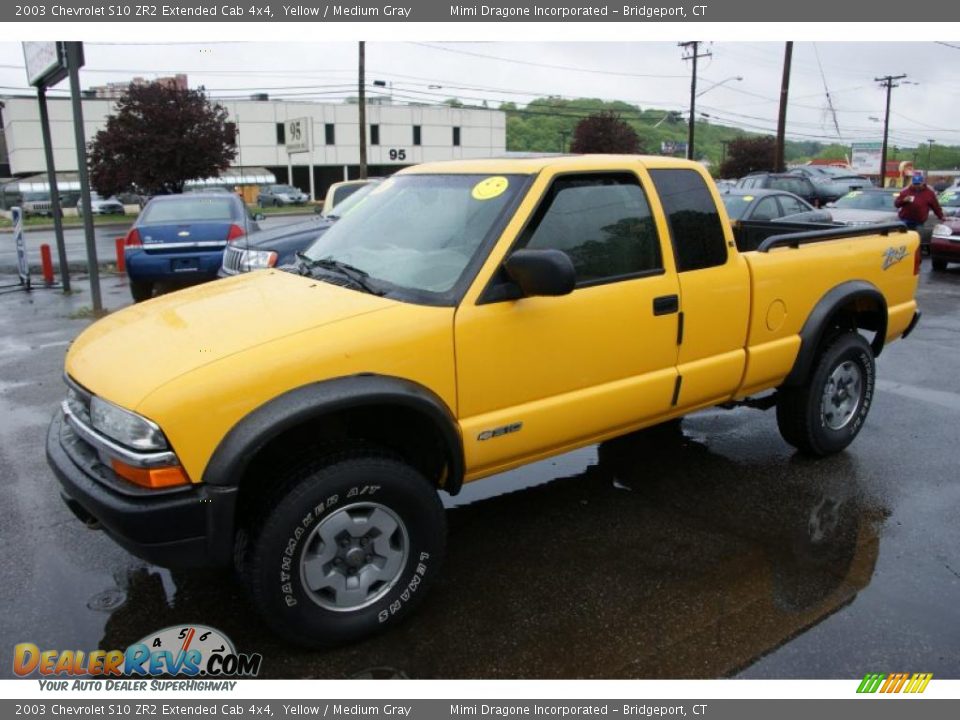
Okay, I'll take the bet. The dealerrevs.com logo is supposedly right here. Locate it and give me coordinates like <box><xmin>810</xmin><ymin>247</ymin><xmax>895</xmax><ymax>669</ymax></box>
<box><xmin>857</xmin><ymin>673</ymin><xmax>933</xmax><ymax>694</ymax></box>
<box><xmin>13</xmin><ymin>625</ymin><xmax>262</xmax><ymax>689</ymax></box>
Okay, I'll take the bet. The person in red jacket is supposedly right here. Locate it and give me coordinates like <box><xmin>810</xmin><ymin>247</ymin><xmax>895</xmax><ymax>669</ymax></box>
<box><xmin>895</xmin><ymin>172</ymin><xmax>946</xmax><ymax>230</ymax></box>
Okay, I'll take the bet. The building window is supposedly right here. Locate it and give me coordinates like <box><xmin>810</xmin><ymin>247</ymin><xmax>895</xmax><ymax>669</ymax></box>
<box><xmin>370</xmin><ymin>124</ymin><xmax>380</xmax><ymax>146</ymax></box>
<box><xmin>325</xmin><ymin>123</ymin><xmax>335</xmax><ymax>145</ymax></box>
<box><xmin>413</xmin><ymin>125</ymin><xmax>422</xmax><ymax>146</ymax></box>
<box><xmin>452</xmin><ymin>126</ymin><xmax>461</xmax><ymax>147</ymax></box>
<box><xmin>275</xmin><ymin>123</ymin><xmax>285</xmax><ymax>145</ymax></box>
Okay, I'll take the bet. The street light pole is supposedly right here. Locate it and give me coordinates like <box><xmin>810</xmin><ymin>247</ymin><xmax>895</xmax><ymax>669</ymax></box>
<box><xmin>680</xmin><ymin>41</ymin><xmax>711</xmax><ymax>161</ymax></box>
<box><xmin>875</xmin><ymin>74</ymin><xmax>906</xmax><ymax>188</ymax></box>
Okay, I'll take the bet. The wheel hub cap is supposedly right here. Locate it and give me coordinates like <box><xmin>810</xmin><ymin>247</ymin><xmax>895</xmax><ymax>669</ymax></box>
<box><xmin>299</xmin><ymin>502</ymin><xmax>409</xmax><ymax>612</ymax></box>
<box><xmin>821</xmin><ymin>361</ymin><xmax>863</xmax><ymax>431</ymax></box>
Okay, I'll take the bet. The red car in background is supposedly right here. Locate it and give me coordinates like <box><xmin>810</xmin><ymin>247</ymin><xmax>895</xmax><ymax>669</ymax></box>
<box><xmin>931</xmin><ymin>217</ymin><xmax>960</xmax><ymax>271</ymax></box>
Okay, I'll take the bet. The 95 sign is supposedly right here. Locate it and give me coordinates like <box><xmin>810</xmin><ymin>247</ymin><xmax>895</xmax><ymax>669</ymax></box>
<box><xmin>388</xmin><ymin>149</ymin><xmax>407</xmax><ymax>161</ymax></box>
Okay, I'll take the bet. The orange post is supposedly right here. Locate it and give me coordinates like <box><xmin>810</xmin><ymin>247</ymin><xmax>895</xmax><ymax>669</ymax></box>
<box><xmin>40</xmin><ymin>244</ymin><xmax>55</xmax><ymax>286</ymax></box>
<box><xmin>115</xmin><ymin>237</ymin><xmax>126</xmax><ymax>273</ymax></box>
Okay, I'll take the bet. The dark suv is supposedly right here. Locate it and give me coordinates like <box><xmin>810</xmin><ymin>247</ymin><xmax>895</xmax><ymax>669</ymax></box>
<box><xmin>736</xmin><ymin>172</ymin><xmax>825</xmax><ymax>207</ymax></box>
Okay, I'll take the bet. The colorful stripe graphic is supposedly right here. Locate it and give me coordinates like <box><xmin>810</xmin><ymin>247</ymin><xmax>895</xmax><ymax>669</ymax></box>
<box><xmin>857</xmin><ymin>673</ymin><xmax>933</xmax><ymax>694</ymax></box>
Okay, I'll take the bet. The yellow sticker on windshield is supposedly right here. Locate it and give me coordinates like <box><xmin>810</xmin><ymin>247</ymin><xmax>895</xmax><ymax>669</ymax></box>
<box><xmin>472</xmin><ymin>176</ymin><xmax>509</xmax><ymax>201</ymax></box>
<box><xmin>743</xmin><ymin>195</ymin><xmax>754</xmax><ymax>201</ymax></box>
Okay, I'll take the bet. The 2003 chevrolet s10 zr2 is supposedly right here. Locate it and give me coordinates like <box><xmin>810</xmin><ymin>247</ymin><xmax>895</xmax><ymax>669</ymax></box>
<box><xmin>47</xmin><ymin>155</ymin><xmax>920</xmax><ymax>646</ymax></box>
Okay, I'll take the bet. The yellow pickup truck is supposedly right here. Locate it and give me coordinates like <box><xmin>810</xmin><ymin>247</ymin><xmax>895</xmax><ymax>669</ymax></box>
<box><xmin>47</xmin><ymin>156</ymin><xmax>921</xmax><ymax>647</ymax></box>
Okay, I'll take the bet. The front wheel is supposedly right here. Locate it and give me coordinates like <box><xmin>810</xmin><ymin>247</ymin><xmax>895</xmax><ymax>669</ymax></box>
<box><xmin>240</xmin><ymin>451</ymin><xmax>446</xmax><ymax>648</ymax></box>
<box><xmin>776</xmin><ymin>332</ymin><xmax>875</xmax><ymax>456</ymax></box>
<box><xmin>931</xmin><ymin>257</ymin><xmax>947</xmax><ymax>271</ymax></box>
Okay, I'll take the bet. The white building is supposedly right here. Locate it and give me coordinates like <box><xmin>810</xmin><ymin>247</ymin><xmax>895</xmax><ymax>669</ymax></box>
<box><xmin>0</xmin><ymin>95</ymin><xmax>507</xmax><ymax>201</ymax></box>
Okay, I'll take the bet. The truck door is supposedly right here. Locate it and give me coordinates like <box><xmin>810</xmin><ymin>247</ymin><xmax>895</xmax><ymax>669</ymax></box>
<box><xmin>647</xmin><ymin>168</ymin><xmax>751</xmax><ymax>410</ymax></box>
<box><xmin>454</xmin><ymin>169</ymin><xmax>681</xmax><ymax>479</ymax></box>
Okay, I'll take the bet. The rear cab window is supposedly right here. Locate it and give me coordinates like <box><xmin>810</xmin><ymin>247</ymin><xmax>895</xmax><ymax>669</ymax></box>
<box><xmin>649</xmin><ymin>168</ymin><xmax>728</xmax><ymax>271</ymax></box>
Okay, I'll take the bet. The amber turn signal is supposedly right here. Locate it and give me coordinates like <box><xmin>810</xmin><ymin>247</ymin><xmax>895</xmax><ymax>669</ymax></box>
<box><xmin>111</xmin><ymin>459</ymin><xmax>190</xmax><ymax>489</ymax></box>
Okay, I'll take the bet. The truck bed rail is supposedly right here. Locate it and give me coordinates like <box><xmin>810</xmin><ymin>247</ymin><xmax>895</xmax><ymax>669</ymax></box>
<box><xmin>757</xmin><ymin>222</ymin><xmax>908</xmax><ymax>253</ymax></box>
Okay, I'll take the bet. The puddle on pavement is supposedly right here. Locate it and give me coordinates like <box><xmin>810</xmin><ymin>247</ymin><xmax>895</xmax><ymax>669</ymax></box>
<box><xmin>77</xmin><ymin>415</ymin><xmax>889</xmax><ymax>679</ymax></box>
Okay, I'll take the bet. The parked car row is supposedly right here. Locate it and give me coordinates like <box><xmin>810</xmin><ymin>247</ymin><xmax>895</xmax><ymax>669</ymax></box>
<box><xmin>734</xmin><ymin>167</ymin><xmax>873</xmax><ymax>207</ymax></box>
<box><xmin>122</xmin><ymin>179</ymin><xmax>380</xmax><ymax>302</ymax></box>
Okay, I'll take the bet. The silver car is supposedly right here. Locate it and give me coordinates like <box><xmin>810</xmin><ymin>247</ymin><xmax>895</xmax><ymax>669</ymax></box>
<box><xmin>257</xmin><ymin>184</ymin><xmax>310</xmax><ymax>207</ymax></box>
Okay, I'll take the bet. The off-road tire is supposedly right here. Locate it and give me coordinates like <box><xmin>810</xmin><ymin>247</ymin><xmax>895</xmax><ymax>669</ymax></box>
<box><xmin>776</xmin><ymin>332</ymin><xmax>875</xmax><ymax>456</ymax></box>
<box><xmin>239</xmin><ymin>449</ymin><xmax>446</xmax><ymax>648</ymax></box>
<box><xmin>129</xmin><ymin>280</ymin><xmax>154</xmax><ymax>303</ymax></box>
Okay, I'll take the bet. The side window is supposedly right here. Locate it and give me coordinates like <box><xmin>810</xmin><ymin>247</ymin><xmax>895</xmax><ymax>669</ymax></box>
<box><xmin>520</xmin><ymin>173</ymin><xmax>662</xmax><ymax>286</ymax></box>
<box><xmin>751</xmin><ymin>196</ymin><xmax>781</xmax><ymax>221</ymax></box>
<box><xmin>649</xmin><ymin>168</ymin><xmax>728</xmax><ymax>272</ymax></box>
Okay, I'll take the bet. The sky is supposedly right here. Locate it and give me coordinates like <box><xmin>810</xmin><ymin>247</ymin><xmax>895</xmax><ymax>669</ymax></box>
<box><xmin>1</xmin><ymin>40</ymin><xmax>958</xmax><ymax>149</ymax></box>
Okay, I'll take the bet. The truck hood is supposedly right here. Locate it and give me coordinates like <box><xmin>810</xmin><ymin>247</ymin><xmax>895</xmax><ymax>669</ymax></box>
<box><xmin>66</xmin><ymin>270</ymin><xmax>397</xmax><ymax>410</ymax></box>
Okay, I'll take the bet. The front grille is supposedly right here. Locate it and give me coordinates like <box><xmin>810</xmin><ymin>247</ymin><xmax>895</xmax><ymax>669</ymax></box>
<box><xmin>222</xmin><ymin>245</ymin><xmax>243</xmax><ymax>274</ymax></box>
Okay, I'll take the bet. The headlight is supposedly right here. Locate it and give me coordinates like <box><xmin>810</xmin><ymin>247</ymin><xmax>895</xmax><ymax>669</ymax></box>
<box><xmin>933</xmin><ymin>224</ymin><xmax>954</xmax><ymax>238</ymax></box>
<box><xmin>240</xmin><ymin>249</ymin><xmax>278</xmax><ymax>271</ymax></box>
<box><xmin>90</xmin><ymin>396</ymin><xmax>168</xmax><ymax>451</ymax></box>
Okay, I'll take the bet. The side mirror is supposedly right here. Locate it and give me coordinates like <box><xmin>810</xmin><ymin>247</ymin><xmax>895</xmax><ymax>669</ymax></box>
<box><xmin>503</xmin><ymin>249</ymin><xmax>576</xmax><ymax>298</ymax></box>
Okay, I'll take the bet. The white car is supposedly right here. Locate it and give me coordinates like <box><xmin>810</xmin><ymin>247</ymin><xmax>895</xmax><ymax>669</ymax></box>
<box><xmin>77</xmin><ymin>192</ymin><xmax>126</xmax><ymax>216</ymax></box>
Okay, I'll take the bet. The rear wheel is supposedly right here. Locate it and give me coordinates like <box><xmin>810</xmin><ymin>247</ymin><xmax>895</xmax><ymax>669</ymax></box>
<box><xmin>931</xmin><ymin>257</ymin><xmax>947</xmax><ymax>271</ymax></box>
<box><xmin>240</xmin><ymin>450</ymin><xmax>446</xmax><ymax>648</ymax></box>
<box><xmin>776</xmin><ymin>332</ymin><xmax>875</xmax><ymax>456</ymax></box>
<box><xmin>129</xmin><ymin>280</ymin><xmax>154</xmax><ymax>303</ymax></box>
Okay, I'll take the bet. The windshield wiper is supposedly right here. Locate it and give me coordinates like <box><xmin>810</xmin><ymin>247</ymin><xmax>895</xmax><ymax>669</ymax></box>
<box><xmin>295</xmin><ymin>253</ymin><xmax>383</xmax><ymax>295</ymax></box>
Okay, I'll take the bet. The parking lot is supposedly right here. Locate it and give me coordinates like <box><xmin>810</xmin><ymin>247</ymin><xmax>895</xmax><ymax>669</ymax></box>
<box><xmin>0</xmin><ymin>261</ymin><xmax>958</xmax><ymax>680</ymax></box>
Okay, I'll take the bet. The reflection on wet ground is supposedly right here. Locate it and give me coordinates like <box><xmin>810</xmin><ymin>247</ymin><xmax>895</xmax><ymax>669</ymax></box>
<box><xmin>93</xmin><ymin>418</ymin><xmax>885</xmax><ymax>679</ymax></box>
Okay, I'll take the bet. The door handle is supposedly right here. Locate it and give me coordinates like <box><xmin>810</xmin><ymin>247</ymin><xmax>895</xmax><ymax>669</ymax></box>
<box><xmin>653</xmin><ymin>294</ymin><xmax>679</xmax><ymax>316</ymax></box>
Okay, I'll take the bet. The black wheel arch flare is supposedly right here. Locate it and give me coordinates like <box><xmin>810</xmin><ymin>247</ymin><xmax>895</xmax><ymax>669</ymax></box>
<box><xmin>782</xmin><ymin>280</ymin><xmax>888</xmax><ymax>387</ymax></box>
<box><xmin>201</xmin><ymin>374</ymin><xmax>466</xmax><ymax>495</ymax></box>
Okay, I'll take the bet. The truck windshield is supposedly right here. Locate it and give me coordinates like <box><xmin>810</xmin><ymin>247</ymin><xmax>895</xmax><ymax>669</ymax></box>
<box><xmin>301</xmin><ymin>174</ymin><xmax>522</xmax><ymax>299</ymax></box>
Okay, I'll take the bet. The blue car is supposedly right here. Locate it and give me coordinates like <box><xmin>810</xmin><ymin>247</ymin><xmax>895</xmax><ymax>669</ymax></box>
<box><xmin>123</xmin><ymin>193</ymin><xmax>262</xmax><ymax>302</ymax></box>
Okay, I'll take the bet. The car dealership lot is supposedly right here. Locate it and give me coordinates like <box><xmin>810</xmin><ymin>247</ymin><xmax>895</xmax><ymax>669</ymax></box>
<box><xmin>0</xmin><ymin>265</ymin><xmax>958</xmax><ymax>679</ymax></box>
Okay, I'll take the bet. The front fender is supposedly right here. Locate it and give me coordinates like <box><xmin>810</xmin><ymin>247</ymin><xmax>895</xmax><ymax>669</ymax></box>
<box><xmin>201</xmin><ymin>374</ymin><xmax>465</xmax><ymax>493</ymax></box>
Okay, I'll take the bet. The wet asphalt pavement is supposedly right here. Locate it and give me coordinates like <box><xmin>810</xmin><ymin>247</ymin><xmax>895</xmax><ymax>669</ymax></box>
<box><xmin>0</xmin><ymin>264</ymin><xmax>958</xmax><ymax>679</ymax></box>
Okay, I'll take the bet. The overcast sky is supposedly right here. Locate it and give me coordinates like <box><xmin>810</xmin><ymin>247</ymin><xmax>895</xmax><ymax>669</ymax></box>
<box><xmin>2</xmin><ymin>40</ymin><xmax>958</xmax><ymax>148</ymax></box>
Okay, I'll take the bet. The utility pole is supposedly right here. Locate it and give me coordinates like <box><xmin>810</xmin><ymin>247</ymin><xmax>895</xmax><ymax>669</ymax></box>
<box><xmin>679</xmin><ymin>41</ymin><xmax>711</xmax><ymax>161</ymax></box>
<box><xmin>875</xmin><ymin>74</ymin><xmax>906</xmax><ymax>188</ymax></box>
<box><xmin>65</xmin><ymin>41</ymin><xmax>101</xmax><ymax>314</ymax></box>
<box><xmin>358</xmin><ymin>41</ymin><xmax>367</xmax><ymax>180</ymax></box>
<box><xmin>774</xmin><ymin>41</ymin><xmax>793</xmax><ymax>173</ymax></box>
<box><xmin>558</xmin><ymin>130</ymin><xmax>569</xmax><ymax>153</ymax></box>
<box><xmin>926</xmin><ymin>138</ymin><xmax>935</xmax><ymax>172</ymax></box>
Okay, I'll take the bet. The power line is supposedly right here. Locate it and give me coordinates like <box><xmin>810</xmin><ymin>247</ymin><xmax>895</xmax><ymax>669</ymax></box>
<box><xmin>409</xmin><ymin>42</ymin><xmax>690</xmax><ymax>80</ymax></box>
